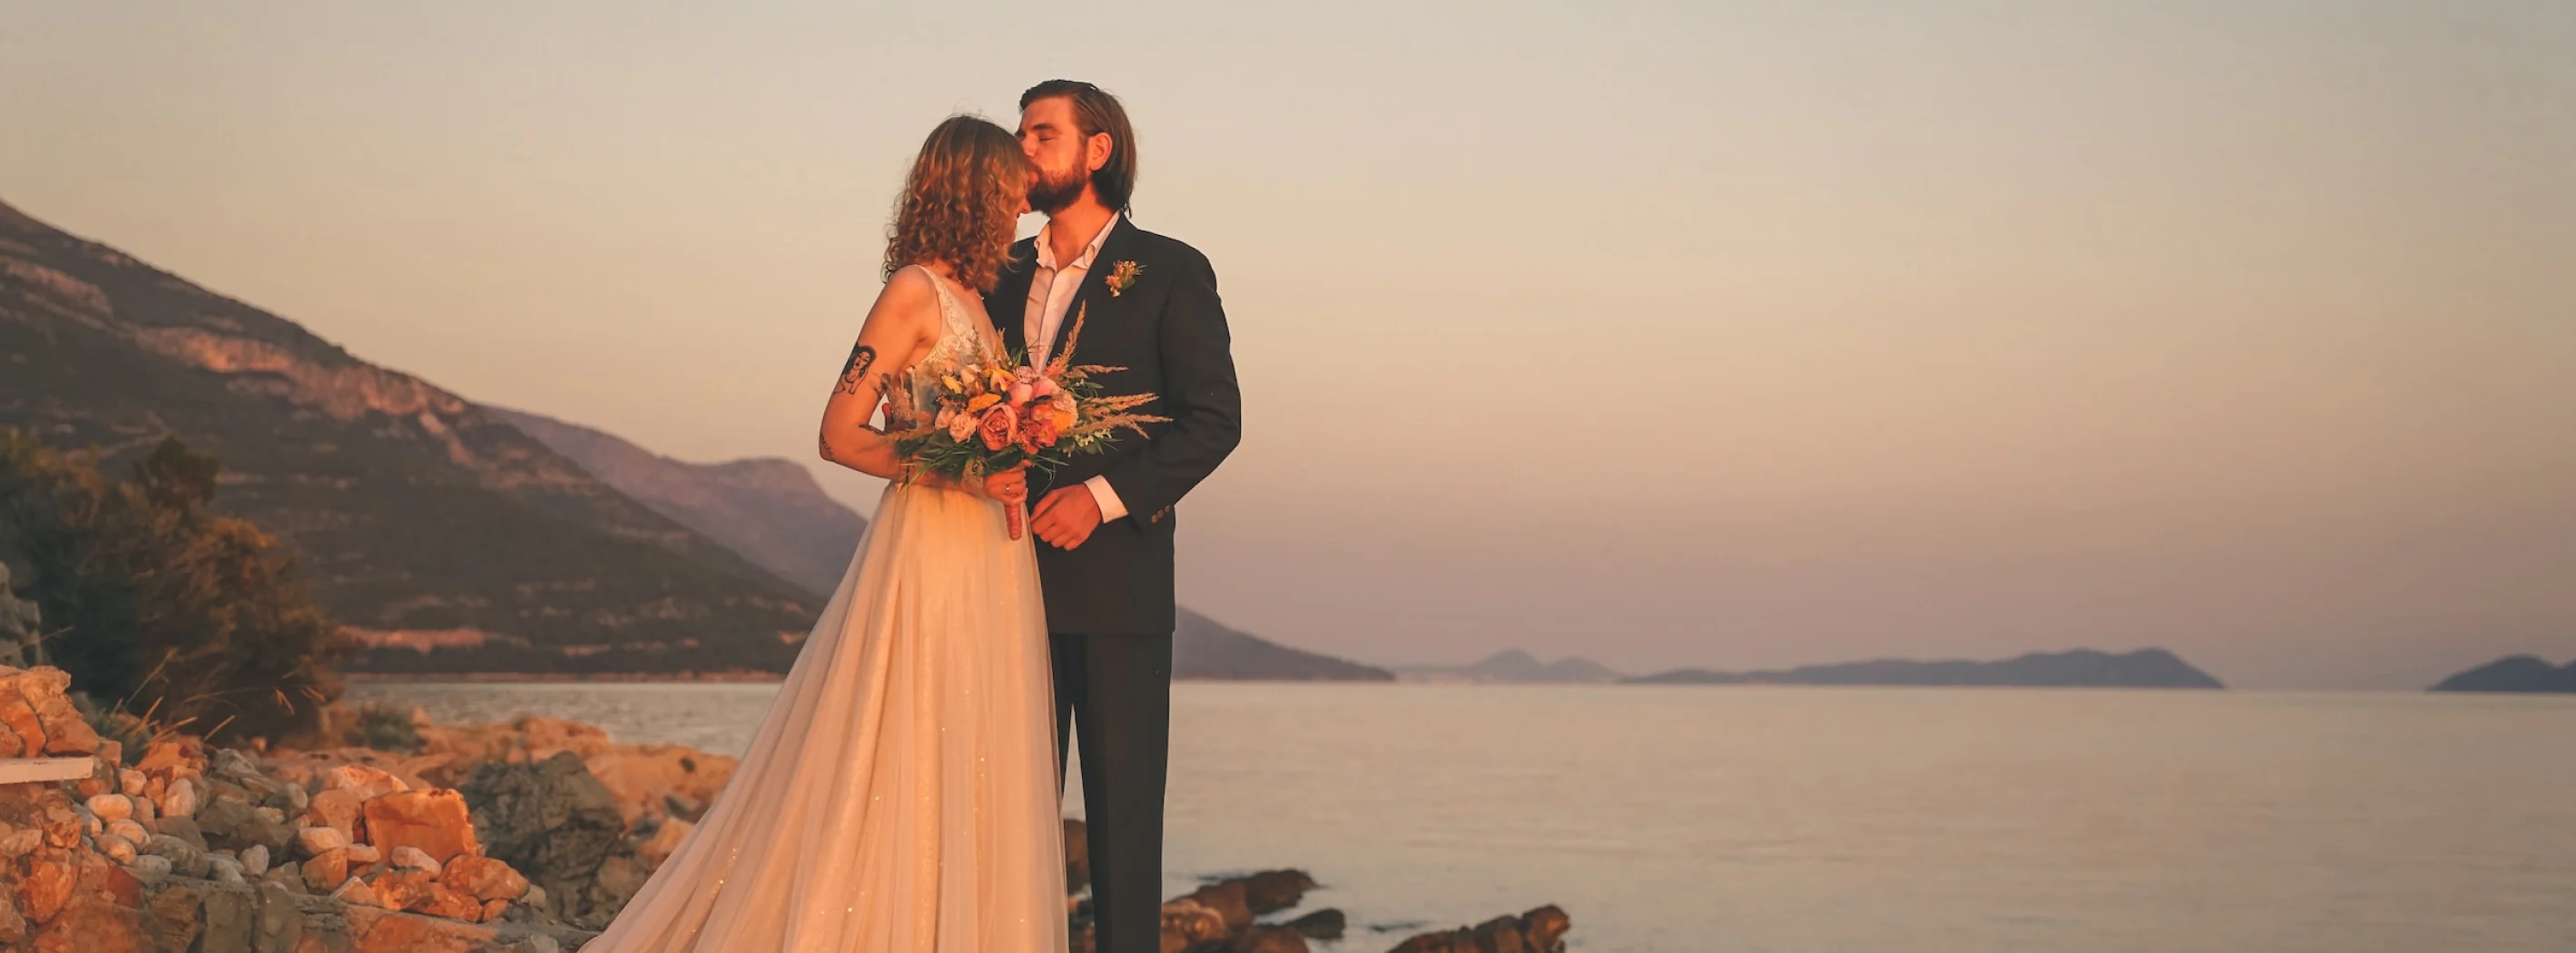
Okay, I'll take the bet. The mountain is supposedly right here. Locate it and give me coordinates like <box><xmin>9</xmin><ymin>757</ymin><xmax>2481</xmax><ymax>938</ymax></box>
<box><xmin>487</xmin><ymin>408</ymin><xmax>866</xmax><ymax>595</ymax></box>
<box><xmin>1627</xmin><ymin>648</ymin><xmax>2226</xmax><ymax>689</ymax></box>
<box><xmin>486</xmin><ymin>385</ymin><xmax>1391</xmax><ymax>683</ymax></box>
<box><xmin>2428</xmin><ymin>655</ymin><xmax>2576</xmax><ymax>694</ymax></box>
<box><xmin>0</xmin><ymin>198</ymin><xmax>816</xmax><ymax>675</ymax></box>
<box><xmin>1174</xmin><ymin>609</ymin><xmax>1395</xmax><ymax>682</ymax></box>
<box><xmin>1394</xmin><ymin>650</ymin><xmax>1624</xmax><ymax>683</ymax></box>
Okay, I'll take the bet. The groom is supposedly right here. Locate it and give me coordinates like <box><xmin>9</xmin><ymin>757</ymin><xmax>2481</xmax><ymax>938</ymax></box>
<box><xmin>991</xmin><ymin>80</ymin><xmax>1242</xmax><ymax>952</ymax></box>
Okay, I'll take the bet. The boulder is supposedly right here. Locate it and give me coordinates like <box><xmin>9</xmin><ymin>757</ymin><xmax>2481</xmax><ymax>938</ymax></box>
<box><xmin>306</xmin><ymin>787</ymin><xmax>367</xmax><ymax>840</ymax></box>
<box><xmin>302</xmin><ymin>848</ymin><xmax>352</xmax><ymax>893</ymax></box>
<box><xmin>1389</xmin><ymin>906</ymin><xmax>1572</xmax><ymax>953</ymax></box>
<box><xmin>1159</xmin><ymin>898</ymin><xmax>1231</xmax><ymax>950</ymax></box>
<box><xmin>322</xmin><ymin>764</ymin><xmax>410</xmax><ymax>801</ymax></box>
<box><xmin>0</xmin><ymin>666</ymin><xmax>100</xmax><ymax>756</ymax></box>
<box><xmin>1229</xmin><ymin>926</ymin><xmax>1310</xmax><ymax>953</ymax></box>
<box><xmin>361</xmin><ymin>789</ymin><xmax>481</xmax><ymax>867</ymax></box>
<box><xmin>297</xmin><ymin>824</ymin><xmax>351</xmax><ymax>856</ymax></box>
<box><xmin>460</xmin><ymin>752</ymin><xmax>624</xmax><ymax>918</ymax></box>
<box><xmin>153</xmin><ymin>814</ymin><xmax>208</xmax><ymax>851</ymax></box>
<box><xmin>391</xmin><ymin>844</ymin><xmax>443</xmax><ymax>875</ymax></box>
<box><xmin>1284</xmin><ymin>908</ymin><xmax>1345</xmax><ymax>940</ymax></box>
<box><xmin>441</xmin><ymin>855</ymin><xmax>531</xmax><ymax>902</ymax></box>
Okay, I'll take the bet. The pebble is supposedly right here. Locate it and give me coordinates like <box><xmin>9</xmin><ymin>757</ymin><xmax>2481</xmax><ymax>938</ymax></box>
<box><xmin>240</xmin><ymin>844</ymin><xmax>270</xmax><ymax>876</ymax></box>
<box><xmin>96</xmin><ymin>832</ymin><xmax>139</xmax><ymax>864</ymax></box>
<box><xmin>86</xmin><ymin>794</ymin><xmax>133</xmax><ymax>823</ymax></box>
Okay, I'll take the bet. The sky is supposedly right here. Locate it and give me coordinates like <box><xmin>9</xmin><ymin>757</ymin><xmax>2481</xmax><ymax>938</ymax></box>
<box><xmin>4</xmin><ymin>1</ymin><xmax>2571</xmax><ymax>688</ymax></box>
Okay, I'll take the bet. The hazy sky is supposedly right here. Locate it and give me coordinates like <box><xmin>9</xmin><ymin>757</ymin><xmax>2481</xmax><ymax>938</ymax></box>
<box><xmin>5</xmin><ymin>2</ymin><xmax>2571</xmax><ymax>688</ymax></box>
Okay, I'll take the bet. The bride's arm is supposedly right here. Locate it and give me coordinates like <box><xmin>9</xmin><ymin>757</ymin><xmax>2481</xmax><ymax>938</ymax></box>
<box><xmin>817</xmin><ymin>269</ymin><xmax>939</xmax><ymax>481</ymax></box>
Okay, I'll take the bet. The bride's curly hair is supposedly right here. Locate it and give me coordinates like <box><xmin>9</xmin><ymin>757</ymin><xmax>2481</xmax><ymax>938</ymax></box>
<box><xmin>883</xmin><ymin>115</ymin><xmax>1027</xmax><ymax>294</ymax></box>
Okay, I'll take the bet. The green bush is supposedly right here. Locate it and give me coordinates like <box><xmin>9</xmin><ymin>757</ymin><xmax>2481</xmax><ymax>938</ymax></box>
<box><xmin>0</xmin><ymin>429</ymin><xmax>353</xmax><ymax>744</ymax></box>
<box><xmin>354</xmin><ymin>701</ymin><xmax>423</xmax><ymax>753</ymax></box>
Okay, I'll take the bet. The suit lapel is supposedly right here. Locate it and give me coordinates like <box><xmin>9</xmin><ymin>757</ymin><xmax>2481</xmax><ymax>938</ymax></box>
<box><xmin>1049</xmin><ymin>217</ymin><xmax>1135</xmax><ymax>365</ymax></box>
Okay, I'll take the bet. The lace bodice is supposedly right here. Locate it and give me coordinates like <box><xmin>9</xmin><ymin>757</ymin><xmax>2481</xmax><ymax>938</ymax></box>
<box><xmin>910</xmin><ymin>267</ymin><xmax>1004</xmax><ymax>408</ymax></box>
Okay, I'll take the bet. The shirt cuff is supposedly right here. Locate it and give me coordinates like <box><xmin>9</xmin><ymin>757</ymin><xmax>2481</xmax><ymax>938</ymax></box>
<box><xmin>1084</xmin><ymin>476</ymin><xmax>1130</xmax><ymax>523</ymax></box>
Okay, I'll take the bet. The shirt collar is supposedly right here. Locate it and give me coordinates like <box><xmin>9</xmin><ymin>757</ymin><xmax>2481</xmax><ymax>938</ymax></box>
<box><xmin>1034</xmin><ymin>212</ymin><xmax>1121</xmax><ymax>271</ymax></box>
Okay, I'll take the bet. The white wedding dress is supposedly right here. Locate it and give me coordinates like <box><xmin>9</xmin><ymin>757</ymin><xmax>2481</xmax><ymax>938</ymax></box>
<box><xmin>585</xmin><ymin>270</ymin><xmax>1070</xmax><ymax>952</ymax></box>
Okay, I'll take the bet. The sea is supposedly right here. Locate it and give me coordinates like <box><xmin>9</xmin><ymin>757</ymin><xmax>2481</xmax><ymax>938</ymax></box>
<box><xmin>344</xmin><ymin>682</ymin><xmax>2576</xmax><ymax>952</ymax></box>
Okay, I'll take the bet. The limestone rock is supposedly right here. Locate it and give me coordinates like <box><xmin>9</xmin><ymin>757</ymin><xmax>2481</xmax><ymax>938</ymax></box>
<box><xmin>322</xmin><ymin>764</ymin><xmax>409</xmax><ymax>800</ymax></box>
<box><xmin>148</xmin><ymin>833</ymin><xmax>212</xmax><ymax>878</ymax></box>
<box><xmin>128</xmin><ymin>853</ymin><xmax>174</xmax><ymax>878</ymax></box>
<box><xmin>460</xmin><ymin>752</ymin><xmax>623</xmax><ymax>916</ymax></box>
<box><xmin>97</xmin><ymin>830</ymin><xmax>141</xmax><ymax>864</ymax></box>
<box><xmin>391</xmin><ymin>844</ymin><xmax>443</xmax><ymax>875</ymax></box>
<box><xmin>162</xmin><ymin>777</ymin><xmax>201</xmax><ymax>819</ymax></box>
<box><xmin>441</xmin><ymin>855</ymin><xmax>531</xmax><ymax>902</ymax></box>
<box><xmin>297</xmin><ymin>824</ymin><xmax>350</xmax><ymax>856</ymax></box>
<box><xmin>1160</xmin><ymin>899</ymin><xmax>1231</xmax><ymax>949</ymax></box>
<box><xmin>108</xmin><ymin>817</ymin><xmax>151</xmax><ymax>847</ymax></box>
<box><xmin>306</xmin><ymin>787</ymin><xmax>366</xmax><ymax>840</ymax></box>
<box><xmin>302</xmin><ymin>847</ymin><xmax>352</xmax><ymax>893</ymax></box>
<box><xmin>153</xmin><ymin>814</ymin><xmax>209</xmax><ymax>851</ymax></box>
<box><xmin>362</xmin><ymin>789</ymin><xmax>480</xmax><ymax>867</ymax></box>
<box><xmin>85</xmin><ymin>792</ymin><xmax>134</xmax><ymax>823</ymax></box>
<box><xmin>239</xmin><ymin>843</ymin><xmax>270</xmax><ymax>877</ymax></box>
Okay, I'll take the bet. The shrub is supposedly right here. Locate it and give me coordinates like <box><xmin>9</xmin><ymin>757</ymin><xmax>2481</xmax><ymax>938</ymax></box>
<box><xmin>0</xmin><ymin>429</ymin><xmax>354</xmax><ymax>744</ymax></box>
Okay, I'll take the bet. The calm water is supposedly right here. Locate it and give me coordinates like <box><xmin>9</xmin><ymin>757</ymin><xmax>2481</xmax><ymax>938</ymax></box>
<box><xmin>348</xmin><ymin>682</ymin><xmax>2576</xmax><ymax>952</ymax></box>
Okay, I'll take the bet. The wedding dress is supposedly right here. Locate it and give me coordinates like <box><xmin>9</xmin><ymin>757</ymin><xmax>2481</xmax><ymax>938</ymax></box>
<box><xmin>585</xmin><ymin>269</ymin><xmax>1070</xmax><ymax>952</ymax></box>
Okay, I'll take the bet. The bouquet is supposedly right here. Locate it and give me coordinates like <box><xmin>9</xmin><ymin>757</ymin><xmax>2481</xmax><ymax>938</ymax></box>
<box><xmin>884</xmin><ymin>304</ymin><xmax>1165</xmax><ymax>536</ymax></box>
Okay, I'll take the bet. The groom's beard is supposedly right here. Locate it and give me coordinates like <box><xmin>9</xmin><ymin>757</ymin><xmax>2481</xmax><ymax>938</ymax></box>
<box><xmin>1027</xmin><ymin>164</ymin><xmax>1088</xmax><ymax>215</ymax></box>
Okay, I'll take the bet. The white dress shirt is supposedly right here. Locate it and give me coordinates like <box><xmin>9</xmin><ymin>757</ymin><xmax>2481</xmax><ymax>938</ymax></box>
<box><xmin>1025</xmin><ymin>213</ymin><xmax>1130</xmax><ymax>523</ymax></box>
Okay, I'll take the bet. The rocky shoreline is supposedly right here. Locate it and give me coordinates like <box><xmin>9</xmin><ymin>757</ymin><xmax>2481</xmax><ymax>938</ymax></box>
<box><xmin>0</xmin><ymin>664</ymin><xmax>1567</xmax><ymax>952</ymax></box>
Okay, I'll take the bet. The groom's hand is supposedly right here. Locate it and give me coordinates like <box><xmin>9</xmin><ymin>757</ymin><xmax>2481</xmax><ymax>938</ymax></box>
<box><xmin>1031</xmin><ymin>486</ymin><xmax>1102</xmax><ymax>550</ymax></box>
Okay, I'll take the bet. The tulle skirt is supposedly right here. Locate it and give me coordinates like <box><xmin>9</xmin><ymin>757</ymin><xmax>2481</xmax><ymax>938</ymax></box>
<box><xmin>585</xmin><ymin>483</ymin><xmax>1068</xmax><ymax>952</ymax></box>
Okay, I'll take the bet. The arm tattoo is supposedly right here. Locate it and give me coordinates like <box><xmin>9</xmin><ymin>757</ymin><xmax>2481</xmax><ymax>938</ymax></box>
<box><xmin>818</xmin><ymin>432</ymin><xmax>835</xmax><ymax>461</ymax></box>
<box><xmin>835</xmin><ymin>344</ymin><xmax>879</xmax><ymax>396</ymax></box>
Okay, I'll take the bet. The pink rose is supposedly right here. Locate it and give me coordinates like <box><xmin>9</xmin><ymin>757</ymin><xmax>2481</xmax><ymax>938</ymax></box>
<box><xmin>1009</xmin><ymin>382</ymin><xmax>1035</xmax><ymax>406</ymax></box>
<box><xmin>977</xmin><ymin>404</ymin><xmax>1018</xmax><ymax>451</ymax></box>
<box><xmin>1033</xmin><ymin>378</ymin><xmax>1059</xmax><ymax>398</ymax></box>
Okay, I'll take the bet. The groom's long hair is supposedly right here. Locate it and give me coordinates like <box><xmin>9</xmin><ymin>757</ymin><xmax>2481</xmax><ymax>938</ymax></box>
<box><xmin>883</xmin><ymin>115</ymin><xmax>1026</xmax><ymax>294</ymax></box>
<box><xmin>1021</xmin><ymin>80</ymin><xmax>1137</xmax><ymax>217</ymax></box>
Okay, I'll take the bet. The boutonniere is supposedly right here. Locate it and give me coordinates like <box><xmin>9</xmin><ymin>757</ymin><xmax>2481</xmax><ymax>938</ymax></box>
<box><xmin>1105</xmin><ymin>260</ymin><xmax>1145</xmax><ymax>297</ymax></box>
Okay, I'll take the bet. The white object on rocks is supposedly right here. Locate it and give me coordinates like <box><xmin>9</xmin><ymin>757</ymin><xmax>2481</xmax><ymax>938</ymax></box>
<box><xmin>86</xmin><ymin>793</ymin><xmax>134</xmax><ymax>823</ymax></box>
<box><xmin>240</xmin><ymin>843</ymin><xmax>270</xmax><ymax>876</ymax></box>
<box><xmin>389</xmin><ymin>845</ymin><xmax>441</xmax><ymax>875</ymax></box>
<box><xmin>296</xmin><ymin>825</ymin><xmax>349</xmax><ymax>855</ymax></box>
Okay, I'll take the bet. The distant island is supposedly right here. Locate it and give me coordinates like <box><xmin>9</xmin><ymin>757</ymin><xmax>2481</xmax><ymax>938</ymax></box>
<box><xmin>1625</xmin><ymin>648</ymin><xmax>2225</xmax><ymax>689</ymax></box>
<box><xmin>2428</xmin><ymin>655</ymin><xmax>2576</xmax><ymax>694</ymax></box>
<box><xmin>1394</xmin><ymin>650</ymin><xmax>1624</xmax><ymax>683</ymax></box>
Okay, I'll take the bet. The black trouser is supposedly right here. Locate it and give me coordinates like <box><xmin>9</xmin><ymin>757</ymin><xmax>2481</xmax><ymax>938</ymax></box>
<box><xmin>1051</xmin><ymin>632</ymin><xmax>1174</xmax><ymax>953</ymax></box>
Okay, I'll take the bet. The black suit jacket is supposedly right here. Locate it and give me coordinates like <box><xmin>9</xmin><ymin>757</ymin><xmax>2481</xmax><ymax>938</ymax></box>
<box><xmin>986</xmin><ymin>218</ymin><xmax>1242</xmax><ymax>634</ymax></box>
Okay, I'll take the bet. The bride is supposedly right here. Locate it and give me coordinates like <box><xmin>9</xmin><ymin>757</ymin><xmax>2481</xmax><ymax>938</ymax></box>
<box><xmin>584</xmin><ymin>115</ymin><xmax>1070</xmax><ymax>952</ymax></box>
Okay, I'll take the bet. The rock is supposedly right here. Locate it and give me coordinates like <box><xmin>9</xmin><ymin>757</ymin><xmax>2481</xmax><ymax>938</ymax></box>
<box><xmin>0</xmin><ymin>665</ymin><xmax>102</xmax><ymax>756</ymax></box>
<box><xmin>1241</xmin><ymin>869</ymin><xmax>1317</xmax><ymax>916</ymax></box>
<box><xmin>120</xmin><ymin>769</ymin><xmax>148</xmax><ymax>796</ymax></box>
<box><xmin>1285</xmin><ymin>908</ymin><xmax>1345</xmax><ymax>940</ymax></box>
<box><xmin>1160</xmin><ymin>899</ymin><xmax>1232</xmax><ymax>949</ymax></box>
<box><xmin>1390</xmin><ymin>906</ymin><xmax>1572</xmax><ymax>953</ymax></box>
<box><xmin>1229</xmin><ymin>926</ymin><xmax>1311</xmax><ymax>953</ymax></box>
<box><xmin>298</xmin><ymin>824</ymin><xmax>351</xmax><ymax>855</ymax></box>
<box><xmin>146</xmin><ymin>880</ymin><xmax>207</xmax><ymax>951</ymax></box>
<box><xmin>348</xmin><ymin>841</ymin><xmax>383</xmax><ymax>865</ymax></box>
<box><xmin>442</xmin><ymin>855</ymin><xmax>531</xmax><ymax>902</ymax></box>
<box><xmin>0</xmin><ymin>891</ymin><xmax>21</xmax><ymax>947</ymax></box>
<box><xmin>87</xmin><ymin>792</ymin><xmax>135</xmax><ymax>822</ymax></box>
<box><xmin>391</xmin><ymin>844</ymin><xmax>443</xmax><ymax>875</ymax></box>
<box><xmin>303</xmin><ymin>847</ymin><xmax>352</xmax><ymax>893</ymax></box>
<box><xmin>240</xmin><ymin>843</ymin><xmax>270</xmax><ymax>876</ymax></box>
<box><xmin>480</xmin><ymin>898</ymin><xmax>513</xmax><ymax>923</ymax></box>
<box><xmin>306</xmin><ymin>787</ymin><xmax>367</xmax><ymax>840</ymax></box>
<box><xmin>363</xmin><ymin>789</ymin><xmax>481</xmax><ymax>867</ymax></box>
<box><xmin>461</xmin><ymin>752</ymin><xmax>624</xmax><ymax>917</ymax></box>
<box><xmin>129</xmin><ymin>852</ymin><xmax>175</xmax><ymax>877</ymax></box>
<box><xmin>370</xmin><ymin>869</ymin><xmax>439</xmax><ymax>911</ymax></box>
<box><xmin>154</xmin><ymin>814</ymin><xmax>209</xmax><ymax>850</ymax></box>
<box><xmin>149</xmin><ymin>833</ymin><xmax>212</xmax><ymax>878</ymax></box>
<box><xmin>1178</xmin><ymin>880</ymin><xmax>1254</xmax><ymax>930</ymax></box>
<box><xmin>1064</xmin><ymin>818</ymin><xmax>1089</xmax><ymax>892</ymax></box>
<box><xmin>262</xmin><ymin>861</ymin><xmax>308</xmax><ymax>895</ymax></box>
<box><xmin>331</xmin><ymin>876</ymin><xmax>382</xmax><ymax>908</ymax></box>
<box><xmin>194</xmin><ymin>798</ymin><xmax>294</xmax><ymax>855</ymax></box>
<box><xmin>18</xmin><ymin>851</ymin><xmax>74</xmax><ymax>922</ymax></box>
<box><xmin>322</xmin><ymin>764</ymin><xmax>409</xmax><ymax>800</ymax></box>
<box><xmin>418</xmin><ymin>883</ymin><xmax>487</xmax><ymax>921</ymax></box>
<box><xmin>98</xmin><ymin>830</ymin><xmax>142</xmax><ymax>863</ymax></box>
<box><xmin>108</xmin><ymin>817</ymin><xmax>152</xmax><ymax>846</ymax></box>
<box><xmin>637</xmin><ymin>817</ymin><xmax>693</xmax><ymax>867</ymax></box>
<box><xmin>163</xmin><ymin>777</ymin><xmax>201</xmax><ymax>818</ymax></box>
<box><xmin>255</xmin><ymin>805</ymin><xmax>287</xmax><ymax>825</ymax></box>
<box><xmin>0</xmin><ymin>825</ymin><xmax>35</xmax><ymax>858</ymax></box>
<box><xmin>209</xmin><ymin>854</ymin><xmax>250</xmax><ymax>885</ymax></box>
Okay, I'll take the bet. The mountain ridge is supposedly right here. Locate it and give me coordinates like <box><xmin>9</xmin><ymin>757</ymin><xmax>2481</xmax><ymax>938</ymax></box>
<box><xmin>1627</xmin><ymin>648</ymin><xmax>2225</xmax><ymax>689</ymax></box>
<box><xmin>2428</xmin><ymin>655</ymin><xmax>2576</xmax><ymax>694</ymax></box>
<box><xmin>0</xmin><ymin>197</ymin><xmax>818</xmax><ymax>675</ymax></box>
<box><xmin>1394</xmin><ymin>650</ymin><xmax>1624</xmax><ymax>683</ymax></box>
